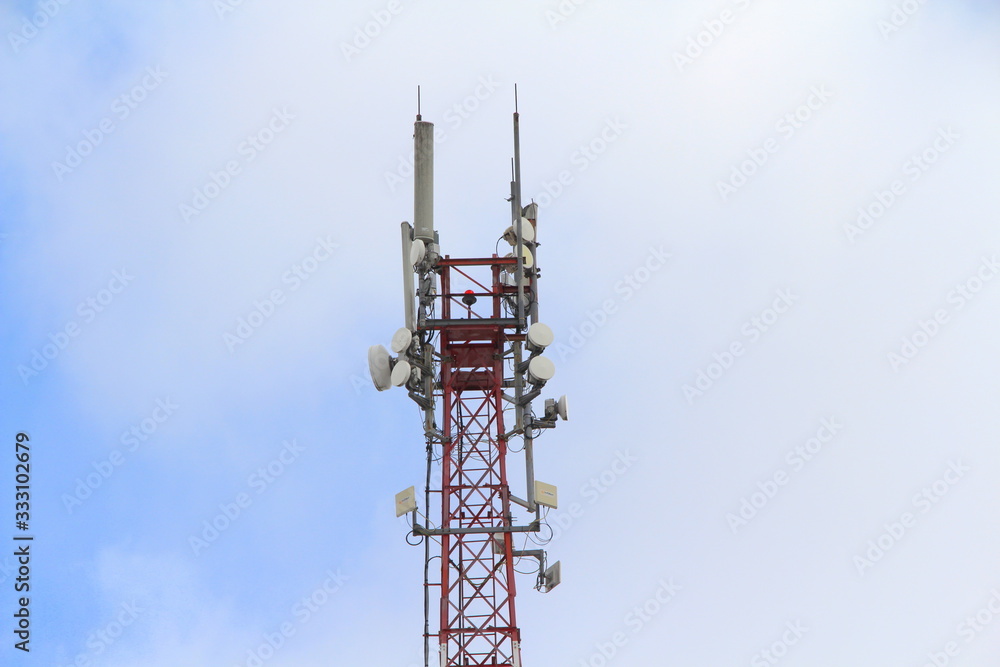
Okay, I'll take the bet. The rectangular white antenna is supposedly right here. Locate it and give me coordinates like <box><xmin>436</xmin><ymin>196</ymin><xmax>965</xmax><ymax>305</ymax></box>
<box><xmin>543</xmin><ymin>561</ymin><xmax>561</xmax><ymax>591</ymax></box>
<box><xmin>533</xmin><ymin>480</ymin><xmax>558</xmax><ymax>509</ymax></box>
<box><xmin>401</xmin><ymin>222</ymin><xmax>415</xmax><ymax>329</ymax></box>
<box><xmin>395</xmin><ymin>486</ymin><xmax>417</xmax><ymax>517</ymax></box>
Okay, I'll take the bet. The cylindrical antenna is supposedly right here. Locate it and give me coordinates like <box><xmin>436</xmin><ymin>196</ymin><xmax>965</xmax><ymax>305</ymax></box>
<box><xmin>413</xmin><ymin>117</ymin><xmax>435</xmax><ymax>243</ymax></box>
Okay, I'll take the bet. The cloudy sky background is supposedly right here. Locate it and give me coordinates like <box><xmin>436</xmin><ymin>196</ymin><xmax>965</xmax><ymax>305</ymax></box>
<box><xmin>2</xmin><ymin>0</ymin><xmax>999</xmax><ymax>665</ymax></box>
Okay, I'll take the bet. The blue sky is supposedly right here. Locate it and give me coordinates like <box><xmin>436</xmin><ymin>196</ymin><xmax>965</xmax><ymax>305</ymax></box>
<box><xmin>2</xmin><ymin>1</ymin><xmax>1000</xmax><ymax>665</ymax></box>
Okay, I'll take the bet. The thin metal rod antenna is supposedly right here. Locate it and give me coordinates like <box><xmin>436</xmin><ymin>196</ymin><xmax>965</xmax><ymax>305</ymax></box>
<box><xmin>510</xmin><ymin>85</ymin><xmax>536</xmax><ymax>511</ymax></box>
<box><xmin>417</xmin><ymin>85</ymin><xmax>421</xmax><ymax>120</ymax></box>
<box><xmin>513</xmin><ymin>101</ymin><xmax>524</xmax><ymax>328</ymax></box>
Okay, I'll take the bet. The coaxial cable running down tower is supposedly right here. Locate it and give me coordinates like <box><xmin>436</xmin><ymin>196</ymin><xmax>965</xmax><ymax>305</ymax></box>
<box><xmin>368</xmin><ymin>88</ymin><xmax>568</xmax><ymax>667</ymax></box>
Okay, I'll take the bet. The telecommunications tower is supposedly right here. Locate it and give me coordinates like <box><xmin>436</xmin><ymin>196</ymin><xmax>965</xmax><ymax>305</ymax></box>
<box><xmin>368</xmin><ymin>88</ymin><xmax>568</xmax><ymax>667</ymax></box>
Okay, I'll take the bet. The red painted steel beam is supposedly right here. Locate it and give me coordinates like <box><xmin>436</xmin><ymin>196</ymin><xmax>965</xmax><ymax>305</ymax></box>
<box><xmin>435</xmin><ymin>260</ymin><xmax>523</xmax><ymax>666</ymax></box>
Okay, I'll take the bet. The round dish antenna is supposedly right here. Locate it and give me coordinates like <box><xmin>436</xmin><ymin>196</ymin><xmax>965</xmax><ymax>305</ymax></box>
<box><xmin>503</xmin><ymin>246</ymin><xmax>533</xmax><ymax>272</ymax></box>
<box><xmin>391</xmin><ymin>327</ymin><xmax>413</xmax><ymax>354</ymax></box>
<box><xmin>391</xmin><ymin>360</ymin><xmax>412</xmax><ymax>387</ymax></box>
<box><xmin>556</xmin><ymin>395</ymin><xmax>569</xmax><ymax>420</ymax></box>
<box><xmin>503</xmin><ymin>217</ymin><xmax>535</xmax><ymax>245</ymax></box>
<box><xmin>526</xmin><ymin>322</ymin><xmax>554</xmax><ymax>353</ymax></box>
<box><xmin>368</xmin><ymin>345</ymin><xmax>392</xmax><ymax>391</ymax></box>
<box><xmin>527</xmin><ymin>356</ymin><xmax>555</xmax><ymax>384</ymax></box>
<box><xmin>410</xmin><ymin>239</ymin><xmax>426</xmax><ymax>267</ymax></box>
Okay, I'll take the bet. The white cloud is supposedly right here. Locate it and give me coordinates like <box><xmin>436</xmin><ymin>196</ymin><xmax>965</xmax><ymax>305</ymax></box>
<box><xmin>4</xmin><ymin>1</ymin><xmax>1000</xmax><ymax>663</ymax></box>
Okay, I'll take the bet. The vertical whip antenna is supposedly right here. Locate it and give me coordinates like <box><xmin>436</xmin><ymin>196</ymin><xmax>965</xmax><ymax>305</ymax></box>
<box><xmin>512</xmin><ymin>87</ymin><xmax>523</xmax><ymax>327</ymax></box>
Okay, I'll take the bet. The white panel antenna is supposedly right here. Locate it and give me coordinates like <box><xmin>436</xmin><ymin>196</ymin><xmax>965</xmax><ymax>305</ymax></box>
<box><xmin>542</xmin><ymin>560</ymin><xmax>561</xmax><ymax>591</ymax></box>
<box><xmin>534</xmin><ymin>480</ymin><xmax>558</xmax><ymax>509</ymax></box>
<box><xmin>395</xmin><ymin>486</ymin><xmax>417</xmax><ymax>517</ymax></box>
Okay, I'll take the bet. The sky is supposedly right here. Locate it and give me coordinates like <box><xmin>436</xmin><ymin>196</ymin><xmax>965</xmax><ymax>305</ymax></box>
<box><xmin>1</xmin><ymin>0</ymin><xmax>999</xmax><ymax>665</ymax></box>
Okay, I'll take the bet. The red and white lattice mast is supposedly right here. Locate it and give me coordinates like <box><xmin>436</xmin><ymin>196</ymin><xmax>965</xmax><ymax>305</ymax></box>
<box><xmin>368</xmin><ymin>89</ymin><xmax>567</xmax><ymax>667</ymax></box>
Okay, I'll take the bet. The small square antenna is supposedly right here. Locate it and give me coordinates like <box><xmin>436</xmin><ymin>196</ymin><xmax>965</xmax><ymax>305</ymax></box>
<box><xmin>534</xmin><ymin>481</ymin><xmax>558</xmax><ymax>509</ymax></box>
<box><xmin>543</xmin><ymin>560</ymin><xmax>562</xmax><ymax>591</ymax></box>
<box><xmin>395</xmin><ymin>486</ymin><xmax>417</xmax><ymax>517</ymax></box>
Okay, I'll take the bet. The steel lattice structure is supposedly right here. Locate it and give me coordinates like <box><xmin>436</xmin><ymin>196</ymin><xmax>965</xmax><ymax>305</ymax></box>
<box><xmin>436</xmin><ymin>257</ymin><xmax>521</xmax><ymax>664</ymax></box>
<box><xmin>370</xmin><ymin>92</ymin><xmax>566</xmax><ymax>667</ymax></box>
